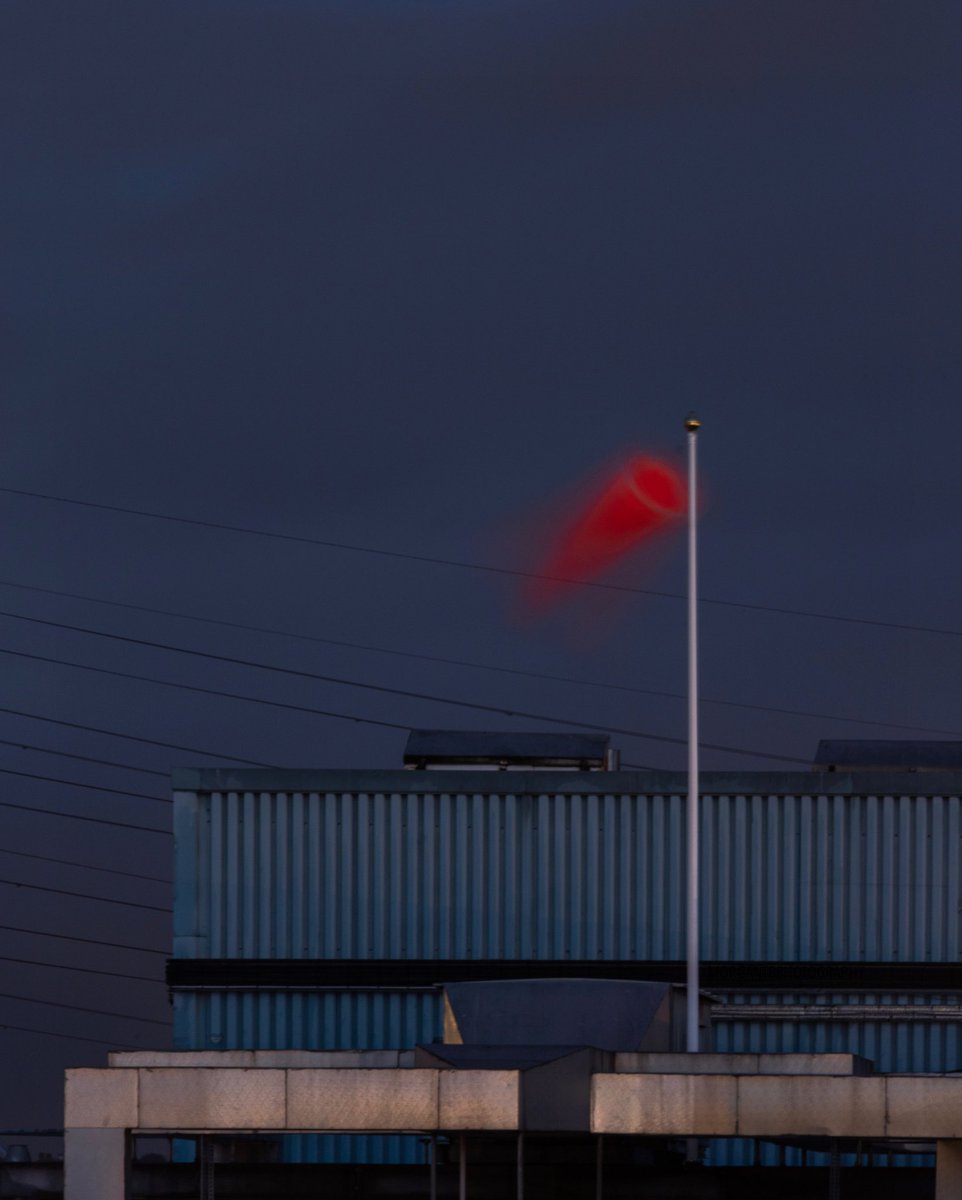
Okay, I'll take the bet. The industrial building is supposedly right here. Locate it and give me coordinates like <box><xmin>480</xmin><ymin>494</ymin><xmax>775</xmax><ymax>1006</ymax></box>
<box><xmin>62</xmin><ymin>734</ymin><xmax>962</xmax><ymax>1198</ymax></box>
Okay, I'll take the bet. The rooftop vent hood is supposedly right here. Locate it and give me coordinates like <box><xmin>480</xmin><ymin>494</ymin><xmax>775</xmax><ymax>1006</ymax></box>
<box><xmin>404</xmin><ymin>730</ymin><xmax>618</xmax><ymax>771</ymax></box>
<box><xmin>815</xmin><ymin>740</ymin><xmax>962</xmax><ymax>772</ymax></box>
<box><xmin>414</xmin><ymin>979</ymin><xmax>711</xmax><ymax>1131</ymax></box>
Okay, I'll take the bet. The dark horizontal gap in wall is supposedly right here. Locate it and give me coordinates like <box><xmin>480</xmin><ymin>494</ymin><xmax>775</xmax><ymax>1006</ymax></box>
<box><xmin>166</xmin><ymin>959</ymin><xmax>962</xmax><ymax>992</ymax></box>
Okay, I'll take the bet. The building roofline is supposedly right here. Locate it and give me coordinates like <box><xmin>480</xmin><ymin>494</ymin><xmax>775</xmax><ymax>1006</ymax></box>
<box><xmin>171</xmin><ymin>766</ymin><xmax>962</xmax><ymax>796</ymax></box>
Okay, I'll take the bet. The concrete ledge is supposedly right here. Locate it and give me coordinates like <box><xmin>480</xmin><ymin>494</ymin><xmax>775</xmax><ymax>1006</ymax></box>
<box><xmin>139</xmin><ymin>1068</ymin><xmax>286</xmax><ymax>1130</ymax></box>
<box><xmin>65</xmin><ymin>1071</ymin><xmax>138</xmax><ymax>1129</ymax></box>
<box><xmin>757</xmin><ymin>1053</ymin><xmax>874</xmax><ymax>1076</ymax></box>
<box><xmin>110</xmin><ymin>1050</ymin><xmax>412</xmax><ymax>1069</ymax></box>
<box><xmin>64</xmin><ymin>1062</ymin><xmax>962</xmax><ymax>1142</ymax></box>
<box><xmin>613</xmin><ymin>1052</ymin><xmax>873</xmax><ymax>1075</ymax></box>
<box><xmin>439</xmin><ymin>1070</ymin><xmax>519</xmax><ymax>1130</ymax></box>
<box><xmin>888</xmin><ymin>1078</ymin><xmax>962</xmax><ymax>1139</ymax></box>
<box><xmin>287</xmin><ymin>1069</ymin><xmax>438</xmax><ymax>1131</ymax></box>
<box><xmin>593</xmin><ymin>1073</ymin><xmax>893</xmax><ymax>1137</ymax></box>
<box><xmin>111</xmin><ymin>1051</ymin><xmax>261</xmax><ymax>1068</ymax></box>
<box><xmin>738</xmin><ymin>1075</ymin><xmax>885</xmax><ymax>1138</ymax></box>
<box><xmin>592</xmin><ymin>1074</ymin><xmax>737</xmax><ymax>1136</ymax></box>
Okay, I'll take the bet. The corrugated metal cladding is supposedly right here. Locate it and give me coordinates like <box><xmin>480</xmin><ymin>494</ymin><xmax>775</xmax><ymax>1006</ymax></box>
<box><xmin>170</xmin><ymin>987</ymin><xmax>962</xmax><ymax>1165</ymax></box>
<box><xmin>172</xmin><ymin>990</ymin><xmax>441</xmax><ymax>1163</ymax></box>
<box><xmin>172</xmin><ymin>990</ymin><xmax>440</xmax><ymax>1053</ymax></box>
<box><xmin>710</xmin><ymin>993</ymin><xmax>962</xmax><ymax>1169</ymax></box>
<box><xmin>172</xmin><ymin>772</ymin><xmax>962</xmax><ymax>962</ymax></box>
<box><xmin>171</xmin><ymin>770</ymin><xmax>962</xmax><ymax>1166</ymax></box>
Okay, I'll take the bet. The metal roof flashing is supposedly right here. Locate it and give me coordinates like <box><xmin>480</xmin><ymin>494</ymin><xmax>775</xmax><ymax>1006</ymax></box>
<box><xmin>171</xmin><ymin>766</ymin><xmax>962</xmax><ymax>796</ymax></box>
<box><xmin>815</xmin><ymin>739</ymin><xmax>962</xmax><ymax>772</ymax></box>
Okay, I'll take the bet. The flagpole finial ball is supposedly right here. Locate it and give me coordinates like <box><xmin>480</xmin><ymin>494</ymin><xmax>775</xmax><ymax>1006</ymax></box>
<box><xmin>684</xmin><ymin>416</ymin><xmax>701</xmax><ymax>433</ymax></box>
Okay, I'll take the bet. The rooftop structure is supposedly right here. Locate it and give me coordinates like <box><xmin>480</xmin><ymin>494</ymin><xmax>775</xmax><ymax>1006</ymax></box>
<box><xmin>61</xmin><ymin>739</ymin><xmax>962</xmax><ymax>1196</ymax></box>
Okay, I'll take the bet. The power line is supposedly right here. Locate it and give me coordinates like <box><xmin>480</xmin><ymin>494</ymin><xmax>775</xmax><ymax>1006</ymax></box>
<box><xmin>0</xmin><ymin>764</ymin><xmax>168</xmax><ymax>804</ymax></box>
<box><xmin>0</xmin><ymin>486</ymin><xmax>956</xmax><ymax>638</ymax></box>
<box><xmin>0</xmin><ymin>922</ymin><xmax>167</xmax><ymax>955</ymax></box>
<box><xmin>0</xmin><ymin>846</ymin><xmax>168</xmax><ymax>885</ymax></box>
<box><xmin>0</xmin><ymin>877</ymin><xmax>171</xmax><ymax>913</ymax></box>
<box><xmin>0</xmin><ymin>1022</ymin><xmax>141</xmax><ymax>1050</ymax></box>
<box><xmin>0</xmin><ymin>702</ymin><xmax>276</xmax><ymax>766</ymax></box>
<box><xmin>0</xmin><ymin>991</ymin><xmax>168</xmax><ymax>1027</ymax></box>
<box><xmin>0</xmin><ymin>954</ymin><xmax>162</xmax><ymax>983</ymax></box>
<box><xmin>0</xmin><ymin>644</ymin><xmax>411</xmax><ymax>733</ymax></box>
<box><xmin>0</xmin><ymin>794</ymin><xmax>169</xmax><ymax>836</ymax></box>
<box><xmin>0</xmin><ymin>700</ymin><xmax>275</xmax><ymax>763</ymax></box>
<box><xmin>0</xmin><ymin>735</ymin><xmax>167</xmax><ymax>778</ymax></box>
<box><xmin>0</xmin><ymin>621</ymin><xmax>810</xmax><ymax>765</ymax></box>
<box><xmin>1</xmin><ymin>584</ymin><xmax>956</xmax><ymax>737</ymax></box>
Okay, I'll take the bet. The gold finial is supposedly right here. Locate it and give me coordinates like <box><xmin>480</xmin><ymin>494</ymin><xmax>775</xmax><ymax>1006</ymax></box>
<box><xmin>684</xmin><ymin>415</ymin><xmax>701</xmax><ymax>433</ymax></box>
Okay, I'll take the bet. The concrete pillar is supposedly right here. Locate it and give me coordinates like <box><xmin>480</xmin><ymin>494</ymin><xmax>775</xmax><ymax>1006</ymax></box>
<box><xmin>64</xmin><ymin>1128</ymin><xmax>128</xmax><ymax>1200</ymax></box>
<box><xmin>937</xmin><ymin>1141</ymin><xmax>962</xmax><ymax>1199</ymax></box>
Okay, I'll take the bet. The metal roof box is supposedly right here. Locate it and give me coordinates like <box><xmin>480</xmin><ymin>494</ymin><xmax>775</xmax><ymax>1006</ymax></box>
<box><xmin>440</xmin><ymin>979</ymin><xmax>710</xmax><ymax>1053</ymax></box>
<box><xmin>403</xmin><ymin>730</ymin><xmax>613</xmax><ymax>770</ymax></box>
<box><xmin>815</xmin><ymin>740</ymin><xmax>962</xmax><ymax>771</ymax></box>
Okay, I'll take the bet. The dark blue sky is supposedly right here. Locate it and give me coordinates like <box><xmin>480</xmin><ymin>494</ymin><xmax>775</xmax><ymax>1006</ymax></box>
<box><xmin>2</xmin><ymin>0</ymin><xmax>961</xmax><ymax>1133</ymax></box>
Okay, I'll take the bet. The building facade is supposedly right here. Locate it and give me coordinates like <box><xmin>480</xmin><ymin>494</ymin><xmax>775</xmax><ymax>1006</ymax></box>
<box><xmin>168</xmin><ymin>742</ymin><xmax>962</xmax><ymax>1168</ymax></box>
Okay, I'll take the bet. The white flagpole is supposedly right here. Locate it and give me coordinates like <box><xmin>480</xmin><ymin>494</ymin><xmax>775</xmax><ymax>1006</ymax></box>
<box><xmin>685</xmin><ymin>415</ymin><xmax>701</xmax><ymax>1052</ymax></box>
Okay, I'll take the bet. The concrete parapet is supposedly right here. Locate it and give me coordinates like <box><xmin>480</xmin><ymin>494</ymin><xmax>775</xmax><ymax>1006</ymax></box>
<box><xmin>109</xmin><ymin>1049</ymin><xmax>411</xmax><ymax>1069</ymax></box>
<box><xmin>65</xmin><ymin>1060</ymin><xmax>962</xmax><ymax>1144</ymax></box>
<box><xmin>287</xmin><ymin>1068</ymin><xmax>439</xmax><ymax>1131</ymax></box>
<box><xmin>593</xmin><ymin>1073</ymin><xmax>737</xmax><ymax>1136</ymax></box>
<box><xmin>66</xmin><ymin>1069</ymin><xmax>138</xmax><ymax>1129</ymax></box>
<box><xmin>439</xmin><ymin>1070</ymin><xmax>520</xmax><ymax>1130</ymax></box>
<box><xmin>139</xmin><ymin>1068</ymin><xmax>286</xmax><ymax>1130</ymax></box>
<box><xmin>888</xmin><ymin>1078</ymin><xmax>962</xmax><ymax>1139</ymax></box>
<box><xmin>737</xmin><ymin>1075</ymin><xmax>885</xmax><ymax>1138</ymax></box>
<box><xmin>613</xmin><ymin>1051</ymin><xmax>873</xmax><ymax>1075</ymax></box>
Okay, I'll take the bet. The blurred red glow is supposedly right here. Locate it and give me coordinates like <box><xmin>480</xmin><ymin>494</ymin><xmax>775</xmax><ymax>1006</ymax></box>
<box><xmin>521</xmin><ymin>455</ymin><xmax>686</xmax><ymax>617</ymax></box>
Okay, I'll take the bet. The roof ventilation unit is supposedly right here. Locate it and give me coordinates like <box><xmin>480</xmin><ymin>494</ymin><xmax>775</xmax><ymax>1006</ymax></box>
<box><xmin>814</xmin><ymin>740</ymin><xmax>962</xmax><ymax>772</ymax></box>
<box><xmin>403</xmin><ymin>730</ymin><xmax>617</xmax><ymax>771</ymax></box>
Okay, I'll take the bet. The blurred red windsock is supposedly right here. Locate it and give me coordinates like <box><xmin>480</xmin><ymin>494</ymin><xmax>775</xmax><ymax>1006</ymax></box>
<box><xmin>522</xmin><ymin>455</ymin><xmax>686</xmax><ymax>615</ymax></box>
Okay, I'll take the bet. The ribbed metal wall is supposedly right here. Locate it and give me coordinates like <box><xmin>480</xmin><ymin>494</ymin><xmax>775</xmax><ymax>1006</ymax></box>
<box><xmin>709</xmin><ymin>993</ymin><xmax>962</xmax><ymax>1168</ymax></box>
<box><xmin>172</xmin><ymin>990</ymin><xmax>441</xmax><ymax>1163</ymax></box>
<box><xmin>173</xmin><ymin>989</ymin><xmax>441</xmax><ymax>1052</ymax></box>
<box><xmin>172</xmin><ymin>772</ymin><xmax>962</xmax><ymax>1165</ymax></box>
<box><xmin>173</xmin><ymin>778</ymin><xmax>962</xmax><ymax>963</ymax></box>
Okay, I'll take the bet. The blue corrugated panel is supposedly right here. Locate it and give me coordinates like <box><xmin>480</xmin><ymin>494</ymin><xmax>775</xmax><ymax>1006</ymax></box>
<box><xmin>173</xmin><ymin>774</ymin><xmax>962</xmax><ymax>964</ymax></box>
<box><xmin>173</xmin><ymin>990</ymin><xmax>442</xmax><ymax>1162</ymax></box>
<box><xmin>708</xmin><ymin>992</ymin><xmax>962</xmax><ymax>1167</ymax></box>
<box><xmin>173</xmin><ymin>990</ymin><xmax>442</xmax><ymax>1051</ymax></box>
<box><xmin>169</xmin><ymin>771</ymin><xmax>962</xmax><ymax>1166</ymax></box>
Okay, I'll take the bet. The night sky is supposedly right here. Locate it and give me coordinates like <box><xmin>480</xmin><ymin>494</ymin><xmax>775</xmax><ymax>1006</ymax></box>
<box><xmin>2</xmin><ymin>0</ymin><xmax>961</xmax><ymax>1136</ymax></box>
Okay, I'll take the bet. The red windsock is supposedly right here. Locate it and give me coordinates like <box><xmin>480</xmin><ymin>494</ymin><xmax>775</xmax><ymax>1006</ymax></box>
<box><xmin>523</xmin><ymin>456</ymin><xmax>686</xmax><ymax>614</ymax></box>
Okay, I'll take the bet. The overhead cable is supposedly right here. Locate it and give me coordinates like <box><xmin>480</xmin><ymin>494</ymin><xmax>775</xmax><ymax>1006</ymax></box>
<box><xmin>0</xmin><ymin>922</ymin><xmax>167</xmax><ymax>955</ymax></box>
<box><xmin>0</xmin><ymin>1021</ymin><xmax>141</xmax><ymax>1049</ymax></box>
<box><xmin>0</xmin><ymin>846</ymin><xmax>168</xmax><ymax>885</ymax></box>
<box><xmin>0</xmin><ymin>877</ymin><xmax>171</xmax><ymax>913</ymax></box>
<box><xmin>0</xmin><ymin>486</ymin><xmax>955</xmax><ymax>637</ymax></box>
<box><xmin>0</xmin><ymin>701</ymin><xmax>275</xmax><ymax>766</ymax></box>
<box><xmin>0</xmin><ymin>991</ymin><xmax>168</xmax><ymax>1027</ymax></box>
<box><xmin>0</xmin><ymin>793</ymin><xmax>169</xmax><ymax>836</ymax></box>
<box><xmin>0</xmin><ymin>763</ymin><xmax>167</xmax><ymax>803</ymax></box>
<box><xmin>0</xmin><ymin>736</ymin><xmax>167</xmax><ymax>777</ymax></box>
<box><xmin>0</xmin><ymin>625</ymin><xmax>811</xmax><ymax>765</ymax></box>
<box><xmin>0</xmin><ymin>954</ymin><xmax>161</xmax><ymax>983</ymax></box>
<box><xmin>0</xmin><ymin>584</ymin><xmax>956</xmax><ymax>737</ymax></box>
